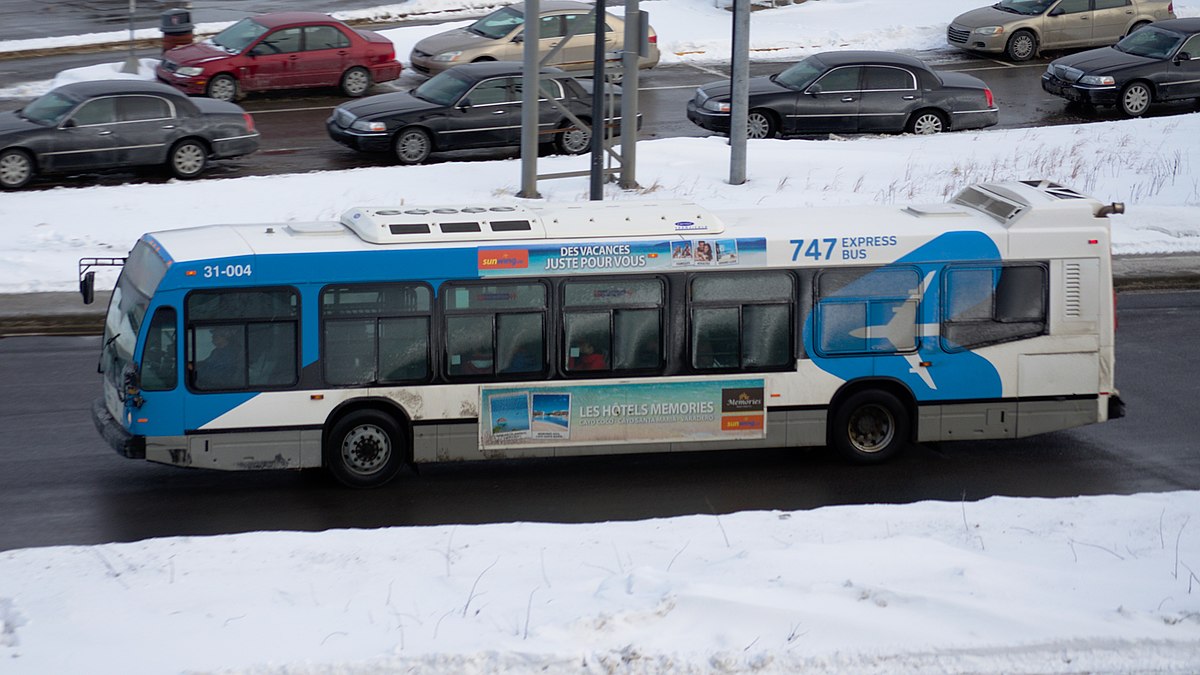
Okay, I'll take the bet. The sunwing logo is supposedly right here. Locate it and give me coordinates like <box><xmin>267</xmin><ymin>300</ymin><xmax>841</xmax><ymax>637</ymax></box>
<box><xmin>479</xmin><ymin>249</ymin><xmax>529</xmax><ymax>270</ymax></box>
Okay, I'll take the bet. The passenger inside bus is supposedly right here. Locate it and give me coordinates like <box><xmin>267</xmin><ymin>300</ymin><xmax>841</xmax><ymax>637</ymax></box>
<box><xmin>569</xmin><ymin>338</ymin><xmax>607</xmax><ymax>371</ymax></box>
<box><xmin>196</xmin><ymin>326</ymin><xmax>244</xmax><ymax>389</ymax></box>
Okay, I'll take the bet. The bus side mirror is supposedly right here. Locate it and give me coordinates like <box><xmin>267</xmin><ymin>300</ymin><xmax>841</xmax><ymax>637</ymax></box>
<box><xmin>123</xmin><ymin>363</ymin><xmax>144</xmax><ymax>408</ymax></box>
<box><xmin>80</xmin><ymin>270</ymin><xmax>95</xmax><ymax>305</ymax></box>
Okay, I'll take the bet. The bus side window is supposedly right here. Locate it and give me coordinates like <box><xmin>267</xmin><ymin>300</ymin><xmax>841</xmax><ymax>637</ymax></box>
<box><xmin>690</xmin><ymin>271</ymin><xmax>794</xmax><ymax>370</ymax></box>
<box><xmin>563</xmin><ymin>278</ymin><xmax>663</xmax><ymax>375</ymax></box>
<box><xmin>942</xmin><ymin>264</ymin><xmax>1047</xmax><ymax>350</ymax></box>
<box><xmin>140</xmin><ymin>306</ymin><xmax>177</xmax><ymax>391</ymax></box>
<box><xmin>443</xmin><ymin>282</ymin><xmax>548</xmax><ymax>380</ymax></box>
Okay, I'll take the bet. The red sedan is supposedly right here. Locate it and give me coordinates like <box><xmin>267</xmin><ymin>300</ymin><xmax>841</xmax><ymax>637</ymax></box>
<box><xmin>156</xmin><ymin>12</ymin><xmax>402</xmax><ymax>102</ymax></box>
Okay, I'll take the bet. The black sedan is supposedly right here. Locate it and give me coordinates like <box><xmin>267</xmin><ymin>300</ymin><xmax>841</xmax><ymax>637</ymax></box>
<box><xmin>1041</xmin><ymin>18</ymin><xmax>1200</xmax><ymax>117</ymax></box>
<box><xmin>327</xmin><ymin>61</ymin><xmax>636</xmax><ymax>165</ymax></box>
<box><xmin>0</xmin><ymin>80</ymin><xmax>259</xmax><ymax>190</ymax></box>
<box><xmin>687</xmin><ymin>50</ymin><xmax>998</xmax><ymax>138</ymax></box>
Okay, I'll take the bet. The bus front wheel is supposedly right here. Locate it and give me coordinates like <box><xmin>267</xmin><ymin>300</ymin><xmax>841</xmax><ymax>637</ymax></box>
<box><xmin>831</xmin><ymin>390</ymin><xmax>909</xmax><ymax>464</ymax></box>
<box><xmin>326</xmin><ymin>410</ymin><xmax>408</xmax><ymax>488</ymax></box>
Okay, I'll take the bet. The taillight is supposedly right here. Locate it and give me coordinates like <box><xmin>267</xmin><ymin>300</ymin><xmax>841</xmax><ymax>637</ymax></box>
<box><xmin>243</xmin><ymin>113</ymin><xmax>256</xmax><ymax>133</ymax></box>
<box><xmin>648</xmin><ymin>34</ymin><xmax>657</xmax><ymax>44</ymax></box>
<box><xmin>985</xmin><ymin>88</ymin><xmax>994</xmax><ymax>108</ymax></box>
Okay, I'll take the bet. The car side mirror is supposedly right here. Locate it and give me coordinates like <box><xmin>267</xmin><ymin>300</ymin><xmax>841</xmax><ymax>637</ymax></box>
<box><xmin>1176</xmin><ymin>52</ymin><xmax>1192</xmax><ymax>63</ymax></box>
<box><xmin>61</xmin><ymin>118</ymin><xmax>76</xmax><ymax>128</ymax></box>
<box><xmin>512</xmin><ymin>33</ymin><xmax>524</xmax><ymax>43</ymax></box>
<box><xmin>1048</xmin><ymin>7</ymin><xmax>1064</xmax><ymax>16</ymax></box>
<box><xmin>458</xmin><ymin>99</ymin><xmax>472</xmax><ymax>110</ymax></box>
<box><xmin>806</xmin><ymin>84</ymin><xmax>823</xmax><ymax>96</ymax></box>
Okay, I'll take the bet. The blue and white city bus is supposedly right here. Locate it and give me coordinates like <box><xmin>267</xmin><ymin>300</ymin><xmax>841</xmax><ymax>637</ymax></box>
<box><xmin>83</xmin><ymin>180</ymin><xmax>1125</xmax><ymax>487</ymax></box>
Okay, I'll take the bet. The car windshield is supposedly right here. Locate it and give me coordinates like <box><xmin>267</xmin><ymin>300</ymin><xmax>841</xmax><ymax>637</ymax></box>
<box><xmin>1113</xmin><ymin>26</ymin><xmax>1185</xmax><ymax>59</ymax></box>
<box><xmin>19</xmin><ymin>91</ymin><xmax>79</xmax><ymax>125</ymax></box>
<box><xmin>774</xmin><ymin>56</ymin><xmax>827</xmax><ymax>90</ymax></box>
<box><xmin>211</xmin><ymin>17</ymin><xmax>269</xmax><ymax>53</ymax></box>
<box><xmin>412</xmin><ymin>69</ymin><xmax>475</xmax><ymax>106</ymax></box>
<box><xmin>992</xmin><ymin>0</ymin><xmax>1055</xmax><ymax>15</ymax></box>
<box><xmin>468</xmin><ymin>6</ymin><xmax>524</xmax><ymax>39</ymax></box>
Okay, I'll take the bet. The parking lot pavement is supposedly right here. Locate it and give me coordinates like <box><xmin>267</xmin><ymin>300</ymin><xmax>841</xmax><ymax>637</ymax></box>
<box><xmin>2</xmin><ymin>255</ymin><xmax>1198</xmax><ymax>337</ymax></box>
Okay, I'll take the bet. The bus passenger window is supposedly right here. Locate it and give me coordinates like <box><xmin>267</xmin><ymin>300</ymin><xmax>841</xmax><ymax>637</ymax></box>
<box><xmin>563</xmin><ymin>278</ymin><xmax>663</xmax><ymax>375</ymax></box>
<box><xmin>195</xmin><ymin>325</ymin><xmax>246</xmax><ymax>390</ymax></box>
<box><xmin>690</xmin><ymin>271</ymin><xmax>794</xmax><ymax>370</ymax></box>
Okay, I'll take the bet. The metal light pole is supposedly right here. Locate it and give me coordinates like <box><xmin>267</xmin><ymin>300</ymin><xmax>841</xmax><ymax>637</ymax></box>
<box><xmin>121</xmin><ymin>0</ymin><xmax>140</xmax><ymax>74</ymax></box>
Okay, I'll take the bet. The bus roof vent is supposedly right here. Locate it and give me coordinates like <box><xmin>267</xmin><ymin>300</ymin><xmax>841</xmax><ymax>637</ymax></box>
<box><xmin>340</xmin><ymin>205</ymin><xmax>546</xmax><ymax>245</ymax></box>
<box><xmin>340</xmin><ymin>201</ymin><xmax>723</xmax><ymax>245</ymax></box>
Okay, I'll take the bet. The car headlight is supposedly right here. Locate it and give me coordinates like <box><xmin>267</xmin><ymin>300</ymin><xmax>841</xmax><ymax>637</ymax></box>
<box><xmin>702</xmin><ymin>98</ymin><xmax>731</xmax><ymax>113</ymax></box>
<box><xmin>1078</xmin><ymin>75</ymin><xmax>1115</xmax><ymax>86</ymax></box>
<box><xmin>433</xmin><ymin>51</ymin><xmax>463</xmax><ymax>63</ymax></box>
<box><xmin>175</xmin><ymin>66</ymin><xmax>204</xmax><ymax>77</ymax></box>
<box><xmin>350</xmin><ymin>119</ymin><xmax>387</xmax><ymax>133</ymax></box>
<box><xmin>975</xmin><ymin>26</ymin><xmax>1004</xmax><ymax>36</ymax></box>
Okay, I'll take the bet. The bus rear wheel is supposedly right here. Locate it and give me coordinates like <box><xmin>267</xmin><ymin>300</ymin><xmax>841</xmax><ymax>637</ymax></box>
<box><xmin>831</xmin><ymin>390</ymin><xmax>909</xmax><ymax>464</ymax></box>
<box><xmin>326</xmin><ymin>410</ymin><xmax>407</xmax><ymax>488</ymax></box>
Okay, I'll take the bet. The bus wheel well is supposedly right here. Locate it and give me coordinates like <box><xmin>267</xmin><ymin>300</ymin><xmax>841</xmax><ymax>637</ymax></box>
<box><xmin>322</xmin><ymin>399</ymin><xmax>413</xmax><ymax>488</ymax></box>
<box><xmin>827</xmin><ymin>379</ymin><xmax>916</xmax><ymax>463</ymax></box>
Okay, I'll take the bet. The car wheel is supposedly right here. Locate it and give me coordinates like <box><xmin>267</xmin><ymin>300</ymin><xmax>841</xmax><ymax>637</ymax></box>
<box><xmin>555</xmin><ymin>120</ymin><xmax>591</xmax><ymax>155</ymax></box>
<box><xmin>393</xmin><ymin>127</ymin><xmax>432</xmax><ymax>165</ymax></box>
<box><xmin>830</xmin><ymin>390</ymin><xmax>910</xmax><ymax>464</ymax></box>
<box><xmin>206</xmin><ymin>74</ymin><xmax>239</xmax><ymax>102</ymax></box>
<box><xmin>1004</xmin><ymin>30</ymin><xmax>1037</xmax><ymax>62</ymax></box>
<box><xmin>325</xmin><ymin>409</ymin><xmax>408</xmax><ymax>489</ymax></box>
<box><xmin>167</xmin><ymin>139</ymin><xmax>207</xmax><ymax>179</ymax></box>
<box><xmin>340</xmin><ymin>67</ymin><xmax>371</xmax><ymax>98</ymax></box>
<box><xmin>907</xmin><ymin>109</ymin><xmax>946</xmax><ymax>135</ymax></box>
<box><xmin>0</xmin><ymin>148</ymin><xmax>35</xmax><ymax>190</ymax></box>
<box><xmin>747</xmin><ymin>110</ymin><xmax>777</xmax><ymax>139</ymax></box>
<box><xmin>1119</xmin><ymin>81</ymin><xmax>1152</xmax><ymax>117</ymax></box>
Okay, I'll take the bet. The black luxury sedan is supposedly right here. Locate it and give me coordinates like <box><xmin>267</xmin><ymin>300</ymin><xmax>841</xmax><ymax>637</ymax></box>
<box><xmin>1041</xmin><ymin>18</ymin><xmax>1200</xmax><ymax>117</ymax></box>
<box><xmin>327</xmin><ymin>61</ymin><xmax>637</xmax><ymax>165</ymax></box>
<box><xmin>0</xmin><ymin>80</ymin><xmax>259</xmax><ymax>190</ymax></box>
<box><xmin>686</xmin><ymin>50</ymin><xmax>998</xmax><ymax>138</ymax></box>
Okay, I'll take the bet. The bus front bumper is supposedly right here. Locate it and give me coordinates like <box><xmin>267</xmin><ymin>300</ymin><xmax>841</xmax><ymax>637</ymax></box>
<box><xmin>92</xmin><ymin>397</ymin><xmax>145</xmax><ymax>459</ymax></box>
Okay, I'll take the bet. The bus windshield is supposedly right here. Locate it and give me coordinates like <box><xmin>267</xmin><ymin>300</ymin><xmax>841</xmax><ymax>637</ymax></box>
<box><xmin>100</xmin><ymin>240</ymin><xmax>169</xmax><ymax>374</ymax></box>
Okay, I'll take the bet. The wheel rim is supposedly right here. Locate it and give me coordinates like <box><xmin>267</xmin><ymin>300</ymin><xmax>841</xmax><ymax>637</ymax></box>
<box><xmin>560</xmin><ymin>127</ymin><xmax>590</xmax><ymax>153</ymax></box>
<box><xmin>1011</xmin><ymin>35</ymin><xmax>1034</xmax><ymax>60</ymax></box>
<box><xmin>173</xmin><ymin>144</ymin><xmax>205</xmax><ymax>176</ymax></box>
<box><xmin>344</xmin><ymin>70</ymin><xmax>369</xmax><ymax>96</ymax></box>
<box><xmin>0</xmin><ymin>152</ymin><xmax>31</xmax><ymax>187</ymax></box>
<box><xmin>396</xmin><ymin>131</ymin><xmax>430</xmax><ymax>163</ymax></box>
<box><xmin>1123</xmin><ymin>85</ymin><xmax>1149</xmax><ymax>115</ymax></box>
<box><xmin>747</xmin><ymin>112</ymin><xmax>771</xmax><ymax>139</ymax></box>
<box><xmin>846</xmin><ymin>404</ymin><xmax>895</xmax><ymax>454</ymax></box>
<box><xmin>340</xmin><ymin>424</ymin><xmax>391</xmax><ymax>476</ymax></box>
<box><xmin>912</xmin><ymin>113</ymin><xmax>943</xmax><ymax>135</ymax></box>
<box><xmin>209</xmin><ymin>77</ymin><xmax>235</xmax><ymax>102</ymax></box>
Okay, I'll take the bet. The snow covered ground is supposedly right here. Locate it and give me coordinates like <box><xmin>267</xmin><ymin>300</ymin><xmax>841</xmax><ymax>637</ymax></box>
<box><xmin>1</xmin><ymin>2</ymin><xmax>1199</xmax><ymax>673</ymax></box>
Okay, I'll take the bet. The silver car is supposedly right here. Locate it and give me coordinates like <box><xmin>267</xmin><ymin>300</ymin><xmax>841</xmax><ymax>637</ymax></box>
<box><xmin>947</xmin><ymin>0</ymin><xmax>1176</xmax><ymax>62</ymax></box>
<box><xmin>410</xmin><ymin>0</ymin><xmax>660</xmax><ymax>77</ymax></box>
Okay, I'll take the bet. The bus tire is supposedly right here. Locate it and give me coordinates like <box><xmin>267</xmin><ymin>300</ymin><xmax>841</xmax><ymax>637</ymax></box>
<box><xmin>830</xmin><ymin>390</ymin><xmax>909</xmax><ymax>464</ymax></box>
<box><xmin>325</xmin><ymin>410</ymin><xmax>408</xmax><ymax>488</ymax></box>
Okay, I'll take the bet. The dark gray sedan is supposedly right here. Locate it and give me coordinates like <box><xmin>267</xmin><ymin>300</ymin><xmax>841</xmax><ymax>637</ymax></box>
<box><xmin>0</xmin><ymin>80</ymin><xmax>259</xmax><ymax>190</ymax></box>
<box><xmin>1041</xmin><ymin>18</ymin><xmax>1200</xmax><ymax>117</ymax></box>
<box><xmin>686</xmin><ymin>51</ymin><xmax>998</xmax><ymax>138</ymax></box>
<box><xmin>327</xmin><ymin>61</ymin><xmax>636</xmax><ymax>165</ymax></box>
